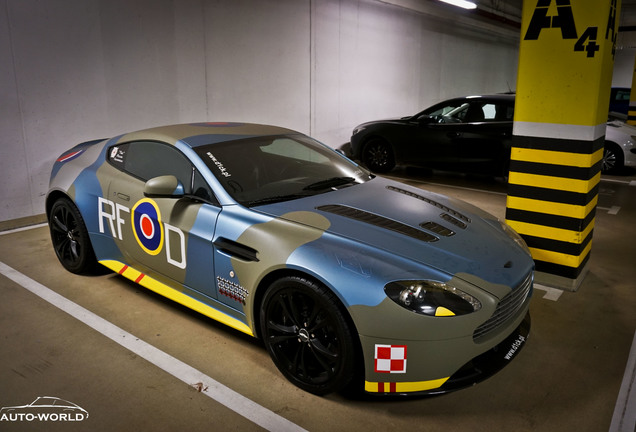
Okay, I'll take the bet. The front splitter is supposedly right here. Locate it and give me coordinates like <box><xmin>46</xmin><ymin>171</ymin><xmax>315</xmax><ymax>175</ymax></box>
<box><xmin>366</xmin><ymin>311</ymin><xmax>531</xmax><ymax>397</ymax></box>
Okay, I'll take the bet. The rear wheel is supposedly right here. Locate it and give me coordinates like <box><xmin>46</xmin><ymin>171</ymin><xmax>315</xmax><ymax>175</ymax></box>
<box><xmin>49</xmin><ymin>197</ymin><xmax>97</xmax><ymax>274</ymax></box>
<box><xmin>362</xmin><ymin>138</ymin><xmax>395</xmax><ymax>173</ymax></box>
<box><xmin>260</xmin><ymin>276</ymin><xmax>356</xmax><ymax>395</ymax></box>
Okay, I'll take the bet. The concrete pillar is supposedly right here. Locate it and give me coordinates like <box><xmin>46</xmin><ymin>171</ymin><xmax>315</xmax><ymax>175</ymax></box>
<box><xmin>506</xmin><ymin>0</ymin><xmax>621</xmax><ymax>290</ymax></box>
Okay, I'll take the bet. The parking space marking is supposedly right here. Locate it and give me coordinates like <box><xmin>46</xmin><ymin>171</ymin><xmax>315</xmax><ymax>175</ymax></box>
<box><xmin>0</xmin><ymin>223</ymin><xmax>48</xmax><ymax>236</ymax></box>
<box><xmin>610</xmin><ymin>330</ymin><xmax>636</xmax><ymax>432</ymax></box>
<box><xmin>533</xmin><ymin>284</ymin><xmax>563</xmax><ymax>301</ymax></box>
<box><xmin>0</xmin><ymin>261</ymin><xmax>307</xmax><ymax>432</ymax></box>
<box><xmin>598</xmin><ymin>206</ymin><xmax>622</xmax><ymax>215</ymax></box>
<box><xmin>600</xmin><ymin>178</ymin><xmax>636</xmax><ymax>186</ymax></box>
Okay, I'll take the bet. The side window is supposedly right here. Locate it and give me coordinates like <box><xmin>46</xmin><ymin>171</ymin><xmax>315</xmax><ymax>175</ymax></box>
<box><xmin>462</xmin><ymin>103</ymin><xmax>485</xmax><ymax>122</ymax></box>
<box><xmin>465</xmin><ymin>102</ymin><xmax>513</xmax><ymax>122</ymax></box>
<box><xmin>125</xmin><ymin>141</ymin><xmax>192</xmax><ymax>186</ymax></box>
<box><xmin>482</xmin><ymin>104</ymin><xmax>497</xmax><ymax>120</ymax></box>
<box><xmin>615</xmin><ymin>89</ymin><xmax>630</xmax><ymax>101</ymax></box>
<box><xmin>192</xmin><ymin>169</ymin><xmax>216</xmax><ymax>204</ymax></box>
<box><xmin>493</xmin><ymin>103</ymin><xmax>514</xmax><ymax>121</ymax></box>
<box><xmin>108</xmin><ymin>141</ymin><xmax>216</xmax><ymax>204</ymax></box>
<box><xmin>427</xmin><ymin>103</ymin><xmax>463</xmax><ymax>117</ymax></box>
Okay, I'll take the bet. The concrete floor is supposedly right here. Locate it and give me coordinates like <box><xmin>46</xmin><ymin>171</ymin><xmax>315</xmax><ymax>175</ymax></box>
<box><xmin>0</xmin><ymin>168</ymin><xmax>634</xmax><ymax>432</ymax></box>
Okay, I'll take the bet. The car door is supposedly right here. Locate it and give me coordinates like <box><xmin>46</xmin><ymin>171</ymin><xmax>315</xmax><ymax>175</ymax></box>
<box><xmin>406</xmin><ymin>101</ymin><xmax>469</xmax><ymax>168</ymax></box>
<box><xmin>102</xmin><ymin>141</ymin><xmax>221</xmax><ymax>301</ymax></box>
<box><xmin>453</xmin><ymin>101</ymin><xmax>514</xmax><ymax>175</ymax></box>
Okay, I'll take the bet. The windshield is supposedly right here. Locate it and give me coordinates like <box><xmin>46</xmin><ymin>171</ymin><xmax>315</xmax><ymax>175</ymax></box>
<box><xmin>195</xmin><ymin>134</ymin><xmax>373</xmax><ymax>206</ymax></box>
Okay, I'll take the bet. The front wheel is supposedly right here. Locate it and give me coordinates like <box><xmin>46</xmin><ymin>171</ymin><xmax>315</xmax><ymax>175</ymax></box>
<box><xmin>260</xmin><ymin>276</ymin><xmax>357</xmax><ymax>395</ymax></box>
<box><xmin>361</xmin><ymin>138</ymin><xmax>395</xmax><ymax>173</ymax></box>
<box><xmin>49</xmin><ymin>197</ymin><xmax>97</xmax><ymax>274</ymax></box>
<box><xmin>602</xmin><ymin>142</ymin><xmax>624</xmax><ymax>174</ymax></box>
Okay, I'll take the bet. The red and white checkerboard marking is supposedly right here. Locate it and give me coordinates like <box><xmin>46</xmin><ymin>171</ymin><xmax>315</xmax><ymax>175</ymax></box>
<box><xmin>374</xmin><ymin>344</ymin><xmax>407</xmax><ymax>373</ymax></box>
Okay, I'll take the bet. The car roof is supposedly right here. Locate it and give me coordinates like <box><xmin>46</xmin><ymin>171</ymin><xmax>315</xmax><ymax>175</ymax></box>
<box><xmin>116</xmin><ymin>122</ymin><xmax>299</xmax><ymax>148</ymax></box>
<box><xmin>452</xmin><ymin>94</ymin><xmax>515</xmax><ymax>102</ymax></box>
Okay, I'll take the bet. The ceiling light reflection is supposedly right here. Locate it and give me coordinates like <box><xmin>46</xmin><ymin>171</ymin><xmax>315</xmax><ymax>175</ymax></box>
<box><xmin>439</xmin><ymin>0</ymin><xmax>477</xmax><ymax>10</ymax></box>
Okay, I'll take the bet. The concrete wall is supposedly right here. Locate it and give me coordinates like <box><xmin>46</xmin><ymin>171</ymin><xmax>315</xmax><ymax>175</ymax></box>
<box><xmin>613</xmin><ymin>47</ymin><xmax>636</xmax><ymax>88</ymax></box>
<box><xmin>0</xmin><ymin>0</ymin><xmax>519</xmax><ymax>222</ymax></box>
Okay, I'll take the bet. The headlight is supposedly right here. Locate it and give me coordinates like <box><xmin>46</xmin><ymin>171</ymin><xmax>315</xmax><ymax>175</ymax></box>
<box><xmin>384</xmin><ymin>280</ymin><xmax>481</xmax><ymax>317</ymax></box>
<box><xmin>500</xmin><ymin>220</ymin><xmax>531</xmax><ymax>255</ymax></box>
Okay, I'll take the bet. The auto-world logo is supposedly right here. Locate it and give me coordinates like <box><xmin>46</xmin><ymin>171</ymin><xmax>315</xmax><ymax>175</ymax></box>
<box><xmin>0</xmin><ymin>396</ymin><xmax>88</xmax><ymax>423</ymax></box>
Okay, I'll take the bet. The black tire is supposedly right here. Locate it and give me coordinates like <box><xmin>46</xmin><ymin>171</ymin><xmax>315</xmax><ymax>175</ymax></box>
<box><xmin>260</xmin><ymin>276</ymin><xmax>356</xmax><ymax>395</ymax></box>
<box><xmin>361</xmin><ymin>138</ymin><xmax>395</xmax><ymax>173</ymax></box>
<box><xmin>602</xmin><ymin>142</ymin><xmax>624</xmax><ymax>174</ymax></box>
<box><xmin>49</xmin><ymin>197</ymin><xmax>97</xmax><ymax>274</ymax></box>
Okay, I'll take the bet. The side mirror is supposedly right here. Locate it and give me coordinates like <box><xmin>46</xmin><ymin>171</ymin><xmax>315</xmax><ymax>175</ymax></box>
<box><xmin>416</xmin><ymin>115</ymin><xmax>437</xmax><ymax>125</ymax></box>
<box><xmin>144</xmin><ymin>175</ymin><xmax>185</xmax><ymax>198</ymax></box>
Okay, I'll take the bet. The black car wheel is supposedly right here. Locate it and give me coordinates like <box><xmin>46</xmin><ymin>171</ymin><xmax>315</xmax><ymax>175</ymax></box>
<box><xmin>49</xmin><ymin>197</ymin><xmax>97</xmax><ymax>274</ymax></box>
<box><xmin>602</xmin><ymin>143</ymin><xmax>624</xmax><ymax>174</ymax></box>
<box><xmin>362</xmin><ymin>138</ymin><xmax>395</xmax><ymax>173</ymax></box>
<box><xmin>260</xmin><ymin>276</ymin><xmax>356</xmax><ymax>395</ymax></box>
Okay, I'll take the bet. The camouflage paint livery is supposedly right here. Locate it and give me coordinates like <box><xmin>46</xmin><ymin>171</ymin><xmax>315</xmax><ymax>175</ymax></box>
<box><xmin>47</xmin><ymin>123</ymin><xmax>533</xmax><ymax>395</ymax></box>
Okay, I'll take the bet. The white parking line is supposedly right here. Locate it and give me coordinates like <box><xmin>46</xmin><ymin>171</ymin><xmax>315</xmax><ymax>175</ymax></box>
<box><xmin>0</xmin><ymin>222</ymin><xmax>48</xmax><ymax>235</ymax></box>
<box><xmin>610</xmin><ymin>330</ymin><xmax>636</xmax><ymax>432</ymax></box>
<box><xmin>600</xmin><ymin>178</ymin><xmax>634</xmax><ymax>185</ymax></box>
<box><xmin>533</xmin><ymin>284</ymin><xmax>563</xmax><ymax>301</ymax></box>
<box><xmin>0</xmin><ymin>261</ymin><xmax>307</xmax><ymax>432</ymax></box>
<box><xmin>598</xmin><ymin>206</ymin><xmax>622</xmax><ymax>215</ymax></box>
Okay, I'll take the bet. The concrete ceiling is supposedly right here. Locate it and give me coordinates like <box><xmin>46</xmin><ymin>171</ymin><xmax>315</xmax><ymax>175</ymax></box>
<box><xmin>380</xmin><ymin>0</ymin><xmax>636</xmax><ymax>40</ymax></box>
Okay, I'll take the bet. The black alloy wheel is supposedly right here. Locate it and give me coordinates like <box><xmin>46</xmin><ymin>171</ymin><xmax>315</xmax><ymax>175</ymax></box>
<box><xmin>49</xmin><ymin>197</ymin><xmax>97</xmax><ymax>274</ymax></box>
<box><xmin>260</xmin><ymin>276</ymin><xmax>356</xmax><ymax>395</ymax></box>
<box><xmin>362</xmin><ymin>138</ymin><xmax>395</xmax><ymax>173</ymax></box>
<box><xmin>601</xmin><ymin>143</ymin><xmax>624</xmax><ymax>174</ymax></box>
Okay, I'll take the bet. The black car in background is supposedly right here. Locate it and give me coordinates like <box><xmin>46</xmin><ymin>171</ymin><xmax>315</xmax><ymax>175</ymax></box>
<box><xmin>350</xmin><ymin>94</ymin><xmax>515</xmax><ymax>176</ymax></box>
<box><xmin>609</xmin><ymin>87</ymin><xmax>630</xmax><ymax>117</ymax></box>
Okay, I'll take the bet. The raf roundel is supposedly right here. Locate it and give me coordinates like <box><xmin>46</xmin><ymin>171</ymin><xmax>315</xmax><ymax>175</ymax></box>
<box><xmin>131</xmin><ymin>199</ymin><xmax>164</xmax><ymax>255</ymax></box>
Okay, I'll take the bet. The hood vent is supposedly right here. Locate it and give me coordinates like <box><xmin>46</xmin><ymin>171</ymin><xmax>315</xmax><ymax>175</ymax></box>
<box><xmin>420</xmin><ymin>221</ymin><xmax>455</xmax><ymax>237</ymax></box>
<box><xmin>316</xmin><ymin>204</ymin><xmax>439</xmax><ymax>243</ymax></box>
<box><xmin>386</xmin><ymin>186</ymin><xmax>471</xmax><ymax>224</ymax></box>
<box><xmin>440</xmin><ymin>213</ymin><xmax>468</xmax><ymax>230</ymax></box>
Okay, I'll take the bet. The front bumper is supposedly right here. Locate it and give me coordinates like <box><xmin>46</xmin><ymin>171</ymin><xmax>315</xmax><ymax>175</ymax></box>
<box><xmin>364</xmin><ymin>311</ymin><xmax>531</xmax><ymax>396</ymax></box>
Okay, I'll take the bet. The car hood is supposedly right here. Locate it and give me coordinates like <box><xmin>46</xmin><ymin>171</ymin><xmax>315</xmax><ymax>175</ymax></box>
<box><xmin>254</xmin><ymin>177</ymin><xmax>533</xmax><ymax>292</ymax></box>
<box><xmin>354</xmin><ymin>117</ymin><xmax>410</xmax><ymax>129</ymax></box>
<box><xmin>607</xmin><ymin>120</ymin><xmax>636</xmax><ymax>139</ymax></box>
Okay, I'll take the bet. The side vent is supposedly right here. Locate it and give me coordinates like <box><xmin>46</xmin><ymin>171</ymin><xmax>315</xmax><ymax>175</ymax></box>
<box><xmin>316</xmin><ymin>204</ymin><xmax>439</xmax><ymax>243</ymax></box>
<box><xmin>386</xmin><ymin>186</ymin><xmax>471</xmax><ymax>223</ymax></box>
<box><xmin>213</xmin><ymin>238</ymin><xmax>259</xmax><ymax>262</ymax></box>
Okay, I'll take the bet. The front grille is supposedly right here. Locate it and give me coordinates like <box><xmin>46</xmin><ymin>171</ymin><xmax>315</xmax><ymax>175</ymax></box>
<box><xmin>473</xmin><ymin>272</ymin><xmax>533</xmax><ymax>340</ymax></box>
